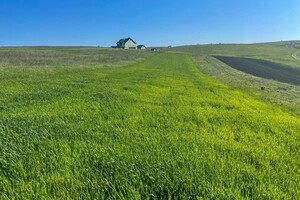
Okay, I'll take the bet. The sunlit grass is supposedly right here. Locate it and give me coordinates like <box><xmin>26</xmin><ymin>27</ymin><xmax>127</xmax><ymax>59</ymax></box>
<box><xmin>1</xmin><ymin>50</ymin><xmax>300</xmax><ymax>199</ymax></box>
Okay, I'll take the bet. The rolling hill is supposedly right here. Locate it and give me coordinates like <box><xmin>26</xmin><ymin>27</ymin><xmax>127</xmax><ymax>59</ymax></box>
<box><xmin>167</xmin><ymin>41</ymin><xmax>300</xmax><ymax>115</ymax></box>
<box><xmin>1</xmin><ymin>44</ymin><xmax>300</xmax><ymax>199</ymax></box>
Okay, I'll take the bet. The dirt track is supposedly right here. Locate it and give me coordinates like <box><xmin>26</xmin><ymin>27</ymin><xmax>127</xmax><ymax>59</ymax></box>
<box><xmin>214</xmin><ymin>56</ymin><xmax>300</xmax><ymax>86</ymax></box>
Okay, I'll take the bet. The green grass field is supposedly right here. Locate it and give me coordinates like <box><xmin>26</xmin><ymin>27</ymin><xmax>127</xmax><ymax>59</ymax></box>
<box><xmin>168</xmin><ymin>41</ymin><xmax>300</xmax><ymax>116</ymax></box>
<box><xmin>169</xmin><ymin>41</ymin><xmax>300</xmax><ymax>68</ymax></box>
<box><xmin>1</xmin><ymin>46</ymin><xmax>300</xmax><ymax>199</ymax></box>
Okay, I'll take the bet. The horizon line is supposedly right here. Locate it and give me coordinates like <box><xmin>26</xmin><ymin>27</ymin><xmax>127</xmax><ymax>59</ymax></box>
<box><xmin>0</xmin><ymin>39</ymin><xmax>299</xmax><ymax>48</ymax></box>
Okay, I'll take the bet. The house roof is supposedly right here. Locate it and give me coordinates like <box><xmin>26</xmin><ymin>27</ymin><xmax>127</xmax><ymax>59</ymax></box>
<box><xmin>137</xmin><ymin>45</ymin><xmax>146</xmax><ymax>48</ymax></box>
<box><xmin>117</xmin><ymin>37</ymin><xmax>136</xmax><ymax>44</ymax></box>
<box><xmin>117</xmin><ymin>39</ymin><xmax>125</xmax><ymax>44</ymax></box>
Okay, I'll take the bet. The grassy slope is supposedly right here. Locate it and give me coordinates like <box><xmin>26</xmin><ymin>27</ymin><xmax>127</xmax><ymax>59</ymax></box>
<box><xmin>168</xmin><ymin>42</ymin><xmax>300</xmax><ymax>115</ymax></box>
<box><xmin>0</xmin><ymin>46</ymin><xmax>149</xmax><ymax>69</ymax></box>
<box><xmin>169</xmin><ymin>41</ymin><xmax>300</xmax><ymax>68</ymax></box>
<box><xmin>1</xmin><ymin>52</ymin><xmax>300</xmax><ymax>199</ymax></box>
<box><xmin>193</xmin><ymin>56</ymin><xmax>300</xmax><ymax>115</ymax></box>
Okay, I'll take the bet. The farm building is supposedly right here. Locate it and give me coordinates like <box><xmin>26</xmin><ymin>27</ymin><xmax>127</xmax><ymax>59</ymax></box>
<box><xmin>116</xmin><ymin>37</ymin><xmax>137</xmax><ymax>49</ymax></box>
<box><xmin>137</xmin><ymin>45</ymin><xmax>147</xmax><ymax>50</ymax></box>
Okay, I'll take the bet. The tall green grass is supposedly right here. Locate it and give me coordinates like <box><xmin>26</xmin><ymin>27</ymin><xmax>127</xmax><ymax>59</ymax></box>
<box><xmin>168</xmin><ymin>42</ymin><xmax>300</xmax><ymax>116</ymax></box>
<box><xmin>1</xmin><ymin>51</ymin><xmax>300</xmax><ymax>199</ymax></box>
<box><xmin>192</xmin><ymin>55</ymin><xmax>300</xmax><ymax>115</ymax></box>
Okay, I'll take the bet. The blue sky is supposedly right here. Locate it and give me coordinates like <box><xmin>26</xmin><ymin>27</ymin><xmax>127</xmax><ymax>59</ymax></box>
<box><xmin>0</xmin><ymin>0</ymin><xmax>299</xmax><ymax>46</ymax></box>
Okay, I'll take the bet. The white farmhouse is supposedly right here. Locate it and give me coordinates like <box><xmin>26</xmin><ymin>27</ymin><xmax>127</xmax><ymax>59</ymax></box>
<box><xmin>116</xmin><ymin>37</ymin><xmax>137</xmax><ymax>49</ymax></box>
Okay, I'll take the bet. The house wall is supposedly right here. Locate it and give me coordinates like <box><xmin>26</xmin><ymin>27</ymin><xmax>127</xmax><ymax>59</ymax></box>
<box><xmin>124</xmin><ymin>40</ymin><xmax>137</xmax><ymax>49</ymax></box>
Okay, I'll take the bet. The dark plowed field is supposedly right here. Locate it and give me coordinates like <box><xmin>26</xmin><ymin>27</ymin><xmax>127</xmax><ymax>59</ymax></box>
<box><xmin>214</xmin><ymin>56</ymin><xmax>300</xmax><ymax>85</ymax></box>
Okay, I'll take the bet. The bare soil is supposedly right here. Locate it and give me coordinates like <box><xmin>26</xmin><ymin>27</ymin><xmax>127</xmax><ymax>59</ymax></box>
<box><xmin>214</xmin><ymin>56</ymin><xmax>300</xmax><ymax>86</ymax></box>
